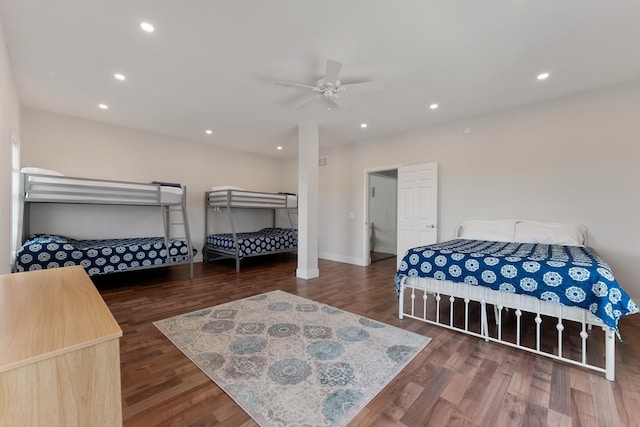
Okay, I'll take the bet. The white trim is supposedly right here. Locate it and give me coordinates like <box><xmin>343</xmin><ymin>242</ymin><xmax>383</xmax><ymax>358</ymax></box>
<box><xmin>362</xmin><ymin>164</ymin><xmax>402</xmax><ymax>266</ymax></box>
<box><xmin>296</xmin><ymin>268</ymin><xmax>319</xmax><ymax>280</ymax></box>
<box><xmin>10</xmin><ymin>132</ymin><xmax>20</xmax><ymax>267</ymax></box>
<box><xmin>319</xmin><ymin>251</ymin><xmax>366</xmax><ymax>266</ymax></box>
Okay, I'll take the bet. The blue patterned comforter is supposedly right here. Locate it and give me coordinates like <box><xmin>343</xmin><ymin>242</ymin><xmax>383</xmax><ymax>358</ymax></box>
<box><xmin>15</xmin><ymin>234</ymin><xmax>191</xmax><ymax>276</ymax></box>
<box><xmin>205</xmin><ymin>227</ymin><xmax>297</xmax><ymax>259</ymax></box>
<box><xmin>396</xmin><ymin>239</ymin><xmax>638</xmax><ymax>334</ymax></box>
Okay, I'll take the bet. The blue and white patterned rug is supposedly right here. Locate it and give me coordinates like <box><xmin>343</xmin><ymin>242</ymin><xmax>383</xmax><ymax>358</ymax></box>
<box><xmin>154</xmin><ymin>290</ymin><xmax>430</xmax><ymax>426</ymax></box>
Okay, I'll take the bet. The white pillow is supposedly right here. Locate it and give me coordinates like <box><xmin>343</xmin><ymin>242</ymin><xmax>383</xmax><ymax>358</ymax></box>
<box><xmin>514</xmin><ymin>221</ymin><xmax>587</xmax><ymax>246</ymax></box>
<box><xmin>458</xmin><ymin>219</ymin><xmax>517</xmax><ymax>242</ymax></box>
<box><xmin>21</xmin><ymin>167</ymin><xmax>64</xmax><ymax>176</ymax></box>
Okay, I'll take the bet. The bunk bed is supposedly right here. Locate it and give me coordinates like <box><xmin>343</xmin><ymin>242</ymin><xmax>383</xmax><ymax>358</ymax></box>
<box><xmin>395</xmin><ymin>219</ymin><xmax>638</xmax><ymax>380</ymax></box>
<box><xmin>14</xmin><ymin>171</ymin><xmax>194</xmax><ymax>279</ymax></box>
<box><xmin>203</xmin><ymin>187</ymin><xmax>297</xmax><ymax>271</ymax></box>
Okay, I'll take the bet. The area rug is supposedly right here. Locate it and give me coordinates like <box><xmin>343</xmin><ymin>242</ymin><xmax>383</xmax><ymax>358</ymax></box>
<box><xmin>154</xmin><ymin>290</ymin><xmax>430</xmax><ymax>426</ymax></box>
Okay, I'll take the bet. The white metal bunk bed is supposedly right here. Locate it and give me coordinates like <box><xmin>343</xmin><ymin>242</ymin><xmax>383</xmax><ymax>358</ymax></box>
<box><xmin>395</xmin><ymin>220</ymin><xmax>638</xmax><ymax>381</ymax></box>
<box><xmin>15</xmin><ymin>172</ymin><xmax>194</xmax><ymax>279</ymax></box>
<box><xmin>204</xmin><ymin>188</ymin><xmax>297</xmax><ymax>271</ymax></box>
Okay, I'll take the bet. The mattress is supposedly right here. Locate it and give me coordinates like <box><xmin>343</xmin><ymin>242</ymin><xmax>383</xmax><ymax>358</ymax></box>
<box><xmin>205</xmin><ymin>227</ymin><xmax>297</xmax><ymax>259</ymax></box>
<box><xmin>24</xmin><ymin>174</ymin><xmax>183</xmax><ymax>205</ymax></box>
<box><xmin>15</xmin><ymin>234</ymin><xmax>191</xmax><ymax>276</ymax></box>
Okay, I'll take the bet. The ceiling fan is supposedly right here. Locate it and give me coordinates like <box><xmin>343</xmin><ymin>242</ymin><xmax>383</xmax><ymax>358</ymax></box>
<box><xmin>275</xmin><ymin>60</ymin><xmax>383</xmax><ymax>109</ymax></box>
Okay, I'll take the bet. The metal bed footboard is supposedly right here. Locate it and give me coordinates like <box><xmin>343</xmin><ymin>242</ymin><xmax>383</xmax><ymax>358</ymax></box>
<box><xmin>398</xmin><ymin>276</ymin><xmax>616</xmax><ymax>380</ymax></box>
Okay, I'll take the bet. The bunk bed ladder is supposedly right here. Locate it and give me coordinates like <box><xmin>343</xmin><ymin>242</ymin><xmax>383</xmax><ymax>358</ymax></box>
<box><xmin>287</xmin><ymin>207</ymin><xmax>298</xmax><ymax>229</ymax></box>
<box><xmin>226</xmin><ymin>203</ymin><xmax>241</xmax><ymax>272</ymax></box>
<box><xmin>162</xmin><ymin>188</ymin><xmax>194</xmax><ymax>279</ymax></box>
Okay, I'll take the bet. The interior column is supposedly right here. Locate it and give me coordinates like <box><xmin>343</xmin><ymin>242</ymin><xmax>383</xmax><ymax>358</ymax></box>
<box><xmin>296</xmin><ymin>122</ymin><xmax>319</xmax><ymax>279</ymax></box>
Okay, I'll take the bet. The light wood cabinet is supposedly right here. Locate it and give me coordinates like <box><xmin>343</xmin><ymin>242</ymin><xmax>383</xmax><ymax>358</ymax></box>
<box><xmin>0</xmin><ymin>266</ymin><xmax>123</xmax><ymax>426</ymax></box>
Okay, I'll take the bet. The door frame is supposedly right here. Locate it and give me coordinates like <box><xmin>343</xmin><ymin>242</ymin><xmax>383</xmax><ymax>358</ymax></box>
<box><xmin>362</xmin><ymin>164</ymin><xmax>401</xmax><ymax>266</ymax></box>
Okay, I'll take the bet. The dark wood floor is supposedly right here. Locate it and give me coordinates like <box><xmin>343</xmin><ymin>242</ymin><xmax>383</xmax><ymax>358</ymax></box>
<box><xmin>370</xmin><ymin>251</ymin><xmax>395</xmax><ymax>263</ymax></box>
<box><xmin>95</xmin><ymin>255</ymin><xmax>640</xmax><ymax>426</ymax></box>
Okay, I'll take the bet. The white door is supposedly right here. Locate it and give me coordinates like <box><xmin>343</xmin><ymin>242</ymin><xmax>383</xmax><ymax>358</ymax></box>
<box><xmin>397</xmin><ymin>162</ymin><xmax>438</xmax><ymax>267</ymax></box>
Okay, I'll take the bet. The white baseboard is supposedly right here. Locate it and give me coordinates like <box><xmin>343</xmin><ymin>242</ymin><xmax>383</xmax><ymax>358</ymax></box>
<box><xmin>296</xmin><ymin>268</ymin><xmax>320</xmax><ymax>279</ymax></box>
<box><xmin>318</xmin><ymin>251</ymin><xmax>367</xmax><ymax>267</ymax></box>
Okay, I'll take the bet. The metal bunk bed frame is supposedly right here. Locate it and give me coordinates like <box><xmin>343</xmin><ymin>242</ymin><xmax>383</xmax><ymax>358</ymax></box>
<box><xmin>203</xmin><ymin>189</ymin><xmax>297</xmax><ymax>271</ymax></box>
<box><xmin>18</xmin><ymin>173</ymin><xmax>194</xmax><ymax>279</ymax></box>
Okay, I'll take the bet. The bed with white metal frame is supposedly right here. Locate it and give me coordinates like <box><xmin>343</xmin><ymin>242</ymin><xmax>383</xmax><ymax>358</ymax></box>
<box><xmin>396</xmin><ymin>220</ymin><xmax>637</xmax><ymax>381</ymax></box>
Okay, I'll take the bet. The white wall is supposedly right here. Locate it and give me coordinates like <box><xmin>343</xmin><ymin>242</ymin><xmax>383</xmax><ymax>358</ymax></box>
<box><xmin>291</xmin><ymin>80</ymin><xmax>640</xmax><ymax>300</ymax></box>
<box><xmin>0</xmin><ymin>18</ymin><xmax>21</xmax><ymax>274</ymax></box>
<box><xmin>10</xmin><ymin>53</ymin><xmax>640</xmax><ymax>303</ymax></box>
<box><xmin>20</xmin><ymin>108</ymin><xmax>287</xmax><ymax>262</ymax></box>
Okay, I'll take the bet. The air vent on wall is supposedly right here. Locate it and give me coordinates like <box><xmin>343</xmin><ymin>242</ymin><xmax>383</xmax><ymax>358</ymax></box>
<box><xmin>318</xmin><ymin>157</ymin><xmax>329</xmax><ymax>167</ymax></box>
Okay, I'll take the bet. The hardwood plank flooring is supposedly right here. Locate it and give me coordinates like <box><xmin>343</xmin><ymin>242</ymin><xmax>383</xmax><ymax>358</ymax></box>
<box><xmin>370</xmin><ymin>251</ymin><xmax>395</xmax><ymax>263</ymax></box>
<box><xmin>95</xmin><ymin>254</ymin><xmax>640</xmax><ymax>426</ymax></box>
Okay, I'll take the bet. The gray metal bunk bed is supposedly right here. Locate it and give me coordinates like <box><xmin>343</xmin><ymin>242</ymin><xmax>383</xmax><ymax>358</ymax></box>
<box><xmin>14</xmin><ymin>173</ymin><xmax>194</xmax><ymax>279</ymax></box>
<box><xmin>203</xmin><ymin>188</ymin><xmax>297</xmax><ymax>271</ymax></box>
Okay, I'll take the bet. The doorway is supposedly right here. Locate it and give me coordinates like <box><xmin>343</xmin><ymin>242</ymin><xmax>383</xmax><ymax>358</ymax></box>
<box><xmin>366</xmin><ymin>168</ymin><xmax>398</xmax><ymax>264</ymax></box>
<box><xmin>363</xmin><ymin>162</ymin><xmax>439</xmax><ymax>267</ymax></box>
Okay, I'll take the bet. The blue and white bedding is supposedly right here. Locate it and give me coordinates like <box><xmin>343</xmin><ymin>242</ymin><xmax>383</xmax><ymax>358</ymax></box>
<box><xmin>396</xmin><ymin>239</ymin><xmax>638</xmax><ymax>334</ymax></box>
<box><xmin>205</xmin><ymin>227</ymin><xmax>297</xmax><ymax>259</ymax></box>
<box><xmin>15</xmin><ymin>234</ymin><xmax>191</xmax><ymax>276</ymax></box>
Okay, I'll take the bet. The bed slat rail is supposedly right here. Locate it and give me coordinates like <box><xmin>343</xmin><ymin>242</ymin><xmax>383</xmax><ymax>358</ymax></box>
<box><xmin>24</xmin><ymin>174</ymin><xmax>169</xmax><ymax>205</ymax></box>
<box><xmin>207</xmin><ymin>189</ymin><xmax>295</xmax><ymax>209</ymax></box>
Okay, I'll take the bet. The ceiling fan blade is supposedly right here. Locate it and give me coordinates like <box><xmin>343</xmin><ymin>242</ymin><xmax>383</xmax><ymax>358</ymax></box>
<box><xmin>274</xmin><ymin>81</ymin><xmax>317</xmax><ymax>90</ymax></box>
<box><xmin>341</xmin><ymin>80</ymin><xmax>384</xmax><ymax>92</ymax></box>
<box><xmin>295</xmin><ymin>94</ymin><xmax>323</xmax><ymax>110</ymax></box>
<box><xmin>327</xmin><ymin>97</ymin><xmax>341</xmax><ymax>109</ymax></box>
<box><xmin>323</xmin><ymin>60</ymin><xmax>342</xmax><ymax>87</ymax></box>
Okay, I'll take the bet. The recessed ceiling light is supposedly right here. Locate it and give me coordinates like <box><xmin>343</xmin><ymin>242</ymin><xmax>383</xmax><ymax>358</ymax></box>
<box><xmin>430</xmin><ymin>103</ymin><xmax>439</xmax><ymax>110</ymax></box>
<box><xmin>277</xmin><ymin>146</ymin><xmax>283</xmax><ymax>150</ymax></box>
<box><xmin>205</xmin><ymin>129</ymin><xmax>213</xmax><ymax>135</ymax></box>
<box><xmin>98</xmin><ymin>103</ymin><xmax>108</xmax><ymax>110</ymax></box>
<box><xmin>114</xmin><ymin>73</ymin><xmax>126</xmax><ymax>81</ymax></box>
<box><xmin>360</xmin><ymin>123</ymin><xmax>368</xmax><ymax>128</ymax></box>
<box><xmin>140</xmin><ymin>22</ymin><xmax>155</xmax><ymax>33</ymax></box>
<box><xmin>537</xmin><ymin>72</ymin><xmax>550</xmax><ymax>80</ymax></box>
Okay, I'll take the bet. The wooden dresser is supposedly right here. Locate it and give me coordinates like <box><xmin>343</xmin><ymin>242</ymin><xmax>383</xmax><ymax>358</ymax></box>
<box><xmin>0</xmin><ymin>266</ymin><xmax>123</xmax><ymax>426</ymax></box>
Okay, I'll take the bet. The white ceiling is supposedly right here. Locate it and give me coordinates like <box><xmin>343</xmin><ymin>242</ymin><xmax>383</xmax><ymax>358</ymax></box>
<box><xmin>2</xmin><ymin>1</ymin><xmax>640</xmax><ymax>158</ymax></box>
